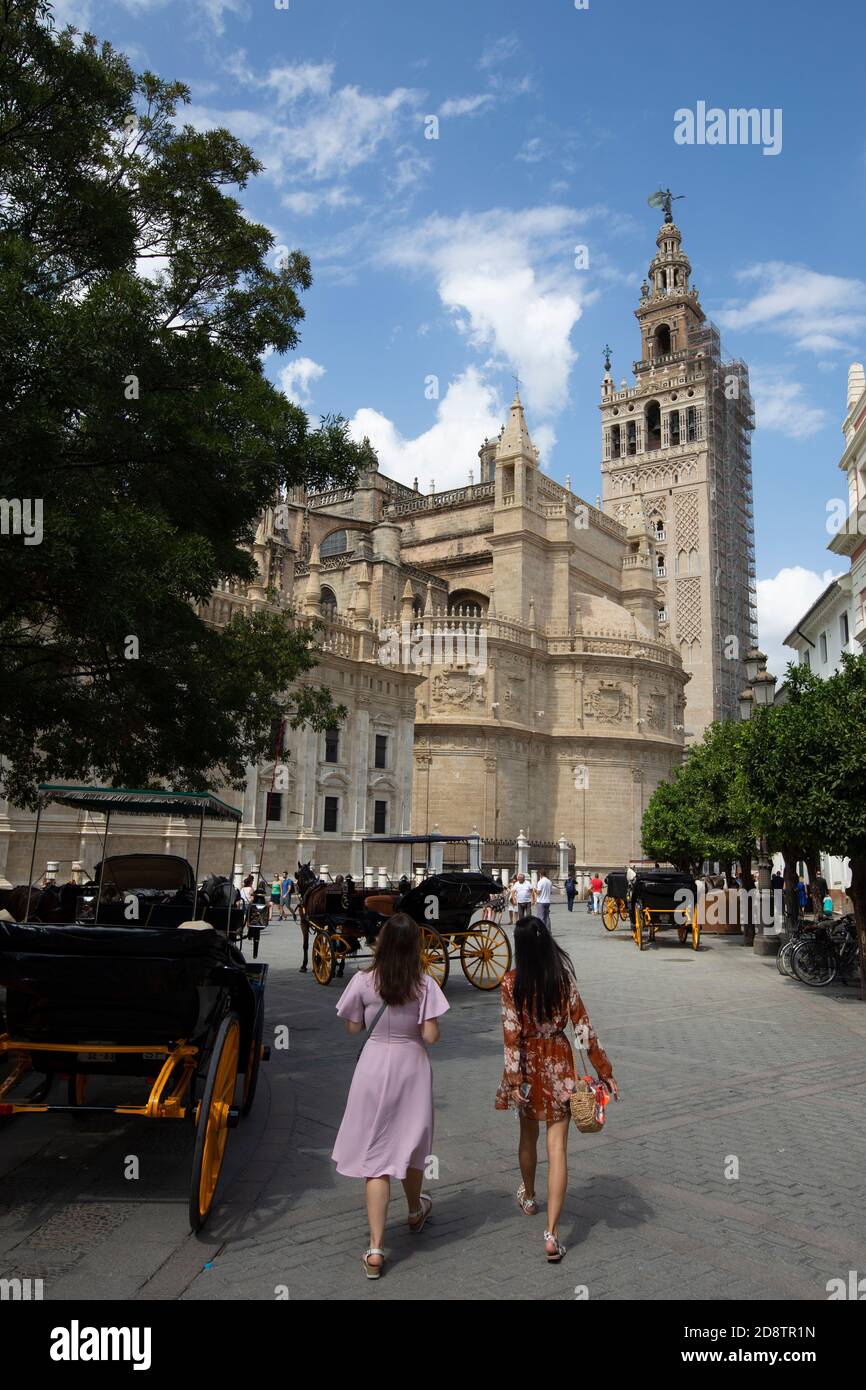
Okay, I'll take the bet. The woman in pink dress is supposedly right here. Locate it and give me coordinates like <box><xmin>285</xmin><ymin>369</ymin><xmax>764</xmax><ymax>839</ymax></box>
<box><xmin>332</xmin><ymin>912</ymin><xmax>449</xmax><ymax>1279</ymax></box>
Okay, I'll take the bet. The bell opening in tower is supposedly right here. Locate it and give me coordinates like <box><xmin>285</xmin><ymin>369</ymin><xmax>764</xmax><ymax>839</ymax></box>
<box><xmin>654</xmin><ymin>323</ymin><xmax>672</xmax><ymax>358</ymax></box>
<box><xmin>645</xmin><ymin>399</ymin><xmax>662</xmax><ymax>451</ymax></box>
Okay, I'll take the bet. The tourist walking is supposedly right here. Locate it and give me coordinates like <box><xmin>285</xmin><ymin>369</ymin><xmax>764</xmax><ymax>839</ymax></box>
<box><xmin>564</xmin><ymin>872</ymin><xmax>576</xmax><ymax>912</ymax></box>
<box><xmin>269</xmin><ymin>875</ymin><xmax>281</xmax><ymax>923</ymax></box>
<box><xmin>513</xmin><ymin>872</ymin><xmax>534</xmax><ymax>921</ymax></box>
<box><xmin>507</xmin><ymin>876</ymin><xmax>518</xmax><ymax>926</ymax></box>
<box><xmin>496</xmin><ymin>917</ymin><xmax>618</xmax><ymax>1261</ymax></box>
<box><xmin>535</xmin><ymin>869</ymin><xmax>552</xmax><ymax>928</ymax></box>
<box><xmin>280</xmin><ymin>869</ymin><xmax>294</xmax><ymax>920</ymax></box>
<box><xmin>332</xmin><ymin>912</ymin><xmax>449</xmax><ymax>1279</ymax></box>
<box><xmin>590</xmin><ymin>872</ymin><xmax>604</xmax><ymax>915</ymax></box>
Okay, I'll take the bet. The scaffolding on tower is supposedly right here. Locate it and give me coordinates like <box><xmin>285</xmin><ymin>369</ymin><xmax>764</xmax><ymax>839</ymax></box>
<box><xmin>687</xmin><ymin>318</ymin><xmax>757</xmax><ymax>723</ymax></box>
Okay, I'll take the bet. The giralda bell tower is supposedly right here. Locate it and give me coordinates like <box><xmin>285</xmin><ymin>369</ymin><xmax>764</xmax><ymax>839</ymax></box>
<box><xmin>599</xmin><ymin>198</ymin><xmax>757</xmax><ymax>739</ymax></box>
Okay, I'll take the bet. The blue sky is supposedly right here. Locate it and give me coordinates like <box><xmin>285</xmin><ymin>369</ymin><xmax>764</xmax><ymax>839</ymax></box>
<box><xmin>54</xmin><ymin>0</ymin><xmax>866</xmax><ymax>671</ymax></box>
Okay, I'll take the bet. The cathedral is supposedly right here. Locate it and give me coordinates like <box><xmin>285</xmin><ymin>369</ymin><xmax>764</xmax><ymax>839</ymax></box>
<box><xmin>0</xmin><ymin>211</ymin><xmax>756</xmax><ymax>886</ymax></box>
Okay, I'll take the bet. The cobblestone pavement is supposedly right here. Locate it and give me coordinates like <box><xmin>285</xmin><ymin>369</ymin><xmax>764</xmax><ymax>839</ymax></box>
<box><xmin>2</xmin><ymin>904</ymin><xmax>866</xmax><ymax>1302</ymax></box>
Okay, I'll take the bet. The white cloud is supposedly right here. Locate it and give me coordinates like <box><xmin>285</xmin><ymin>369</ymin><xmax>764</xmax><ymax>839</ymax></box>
<box><xmin>516</xmin><ymin>137</ymin><xmax>546</xmax><ymax>163</ymax></box>
<box><xmin>438</xmin><ymin>94</ymin><xmax>496</xmax><ymax>119</ymax></box>
<box><xmin>348</xmin><ymin>369</ymin><xmax>504</xmax><ymax>492</ymax></box>
<box><xmin>281</xmin><ymin>186</ymin><xmax>359</xmax><ymax>217</ymax></box>
<box><xmin>380</xmin><ymin>206</ymin><xmax>592</xmax><ymax>417</ymax></box>
<box><xmin>757</xmin><ymin>565</ymin><xmax>843</xmax><ymax>677</ymax></box>
<box><xmin>479</xmin><ymin>34</ymin><xmax>520</xmax><ymax>70</ymax></box>
<box><xmin>718</xmin><ymin>262</ymin><xmax>866</xmax><ymax>353</ymax></box>
<box><xmin>187</xmin><ymin>61</ymin><xmax>423</xmax><ymax>193</ymax></box>
<box><xmin>749</xmin><ymin>369</ymin><xmax>826</xmax><ymax>438</ymax></box>
<box><xmin>279</xmin><ymin>356</ymin><xmax>325</xmax><ymax>406</ymax></box>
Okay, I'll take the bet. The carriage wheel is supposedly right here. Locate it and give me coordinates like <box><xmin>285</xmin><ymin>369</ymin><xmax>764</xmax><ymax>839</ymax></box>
<box><xmin>240</xmin><ymin>1003</ymin><xmax>265</xmax><ymax>1117</ymax></box>
<box><xmin>420</xmin><ymin>927</ymin><xmax>450</xmax><ymax>989</ymax></box>
<box><xmin>459</xmin><ymin>923</ymin><xmax>512</xmax><ymax>990</ymax></box>
<box><xmin>189</xmin><ymin>1013</ymin><xmax>240</xmax><ymax>1231</ymax></box>
<box><xmin>311</xmin><ymin>928</ymin><xmax>336</xmax><ymax>984</ymax></box>
<box><xmin>692</xmin><ymin>912</ymin><xmax>701</xmax><ymax>952</ymax></box>
<box><xmin>602</xmin><ymin>896</ymin><xmax>619</xmax><ymax>932</ymax></box>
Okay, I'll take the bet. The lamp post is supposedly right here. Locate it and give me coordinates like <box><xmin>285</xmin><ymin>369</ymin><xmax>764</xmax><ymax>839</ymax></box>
<box><xmin>739</xmin><ymin>649</ymin><xmax>778</xmax><ymax>953</ymax></box>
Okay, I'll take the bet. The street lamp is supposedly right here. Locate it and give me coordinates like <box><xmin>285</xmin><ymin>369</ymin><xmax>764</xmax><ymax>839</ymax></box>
<box><xmin>740</xmin><ymin>649</ymin><xmax>778</xmax><ymax>950</ymax></box>
<box><xmin>739</xmin><ymin>685</ymin><xmax>755</xmax><ymax>722</ymax></box>
<box><xmin>744</xmin><ymin>646</ymin><xmax>766</xmax><ymax>684</ymax></box>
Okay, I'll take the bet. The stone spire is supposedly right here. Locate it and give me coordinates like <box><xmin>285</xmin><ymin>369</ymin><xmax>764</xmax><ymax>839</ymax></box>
<box><xmin>495</xmin><ymin>389</ymin><xmax>538</xmax><ymax>464</ymax></box>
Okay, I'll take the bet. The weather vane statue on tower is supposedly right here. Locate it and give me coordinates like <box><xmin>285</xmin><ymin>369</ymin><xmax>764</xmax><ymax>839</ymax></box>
<box><xmin>647</xmin><ymin>189</ymin><xmax>685</xmax><ymax>223</ymax></box>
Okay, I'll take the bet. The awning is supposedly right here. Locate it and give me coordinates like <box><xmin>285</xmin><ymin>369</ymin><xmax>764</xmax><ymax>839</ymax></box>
<box><xmin>36</xmin><ymin>785</ymin><xmax>242</xmax><ymax>823</ymax></box>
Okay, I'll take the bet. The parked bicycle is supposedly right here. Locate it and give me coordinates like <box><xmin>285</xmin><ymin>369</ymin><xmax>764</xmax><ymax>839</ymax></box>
<box><xmin>790</xmin><ymin>914</ymin><xmax>860</xmax><ymax>987</ymax></box>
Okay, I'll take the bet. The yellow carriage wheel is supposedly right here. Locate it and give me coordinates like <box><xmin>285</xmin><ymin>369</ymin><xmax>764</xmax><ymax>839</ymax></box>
<box><xmin>311</xmin><ymin>929</ymin><xmax>336</xmax><ymax>985</ymax></box>
<box><xmin>459</xmin><ymin>923</ymin><xmax>512</xmax><ymax>990</ymax></box>
<box><xmin>602</xmin><ymin>896</ymin><xmax>620</xmax><ymax>932</ymax></box>
<box><xmin>189</xmin><ymin>1013</ymin><xmax>240</xmax><ymax>1231</ymax></box>
<box><xmin>420</xmin><ymin>927</ymin><xmax>450</xmax><ymax>989</ymax></box>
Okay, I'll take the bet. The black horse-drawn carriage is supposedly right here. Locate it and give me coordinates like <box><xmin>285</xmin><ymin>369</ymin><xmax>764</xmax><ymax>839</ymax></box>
<box><xmin>601</xmin><ymin>866</ymin><xmax>699</xmax><ymax>950</ymax></box>
<box><xmin>0</xmin><ymin>786</ymin><xmax>269</xmax><ymax>1230</ymax></box>
<box><xmin>299</xmin><ymin>834</ymin><xmax>510</xmax><ymax>989</ymax></box>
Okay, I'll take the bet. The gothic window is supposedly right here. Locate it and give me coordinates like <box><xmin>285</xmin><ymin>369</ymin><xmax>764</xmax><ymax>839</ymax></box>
<box><xmin>657</xmin><ymin>552</ymin><xmax>666</xmax><ymax>576</ymax></box>
<box><xmin>689</xmin><ymin>549</ymin><xmax>700</xmax><ymax>575</ymax></box>
<box><xmin>645</xmin><ymin>400</ymin><xmax>662</xmax><ymax>452</ymax></box>
<box><xmin>654</xmin><ymin>518</ymin><xmax>666</xmax><ymax>541</ymax></box>
<box><xmin>320</xmin><ymin>586</ymin><xmax>338</xmax><ymax>618</ymax></box>
<box><xmin>448</xmin><ymin>591</ymin><xmax>485</xmax><ymax>618</ymax></box>
<box><xmin>611</xmin><ymin>424</ymin><xmax>621</xmax><ymax>459</ymax></box>
<box><xmin>670</xmin><ymin>410</ymin><xmax>680</xmax><ymax>446</ymax></box>
<box><xmin>686</xmin><ymin>407</ymin><xmax>698</xmax><ymax>442</ymax></box>
<box><xmin>320</xmin><ymin>530</ymin><xmax>349</xmax><ymax>558</ymax></box>
<box><xmin>626</xmin><ymin>421</ymin><xmax>637</xmax><ymax>456</ymax></box>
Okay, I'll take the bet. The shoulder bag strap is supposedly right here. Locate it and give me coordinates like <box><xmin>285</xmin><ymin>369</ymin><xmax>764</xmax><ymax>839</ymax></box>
<box><xmin>356</xmin><ymin>1000</ymin><xmax>388</xmax><ymax>1060</ymax></box>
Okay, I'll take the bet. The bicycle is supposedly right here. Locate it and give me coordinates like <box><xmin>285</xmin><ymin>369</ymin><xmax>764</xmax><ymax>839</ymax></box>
<box><xmin>791</xmin><ymin>915</ymin><xmax>860</xmax><ymax>987</ymax></box>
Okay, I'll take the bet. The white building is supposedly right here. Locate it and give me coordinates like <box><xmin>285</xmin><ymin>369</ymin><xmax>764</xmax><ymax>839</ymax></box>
<box><xmin>828</xmin><ymin>362</ymin><xmax>866</xmax><ymax>648</ymax></box>
<box><xmin>778</xmin><ymin>361</ymin><xmax>866</xmax><ymax>899</ymax></box>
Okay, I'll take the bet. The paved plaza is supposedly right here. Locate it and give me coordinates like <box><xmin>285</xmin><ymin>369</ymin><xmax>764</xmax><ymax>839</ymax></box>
<box><xmin>2</xmin><ymin>903</ymin><xmax>866</xmax><ymax>1302</ymax></box>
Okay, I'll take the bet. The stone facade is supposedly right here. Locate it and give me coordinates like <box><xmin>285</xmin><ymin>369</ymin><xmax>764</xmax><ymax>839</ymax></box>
<box><xmin>600</xmin><ymin>215</ymin><xmax>757</xmax><ymax>738</ymax></box>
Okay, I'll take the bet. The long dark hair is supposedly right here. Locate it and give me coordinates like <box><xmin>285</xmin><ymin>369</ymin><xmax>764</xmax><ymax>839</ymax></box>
<box><xmin>513</xmin><ymin>916</ymin><xmax>575</xmax><ymax>1023</ymax></box>
<box><xmin>369</xmin><ymin>912</ymin><xmax>424</xmax><ymax>1006</ymax></box>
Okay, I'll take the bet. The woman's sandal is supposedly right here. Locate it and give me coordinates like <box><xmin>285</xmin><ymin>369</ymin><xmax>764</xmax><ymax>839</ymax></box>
<box><xmin>362</xmin><ymin>1248</ymin><xmax>385</xmax><ymax>1279</ymax></box>
<box><xmin>516</xmin><ymin>1182</ymin><xmax>538</xmax><ymax>1215</ymax></box>
<box><xmin>544</xmin><ymin>1231</ymin><xmax>566</xmax><ymax>1263</ymax></box>
<box><xmin>408</xmin><ymin>1193</ymin><xmax>433</xmax><ymax>1233</ymax></box>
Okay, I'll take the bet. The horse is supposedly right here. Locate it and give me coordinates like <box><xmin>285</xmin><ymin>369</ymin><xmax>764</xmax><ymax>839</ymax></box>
<box><xmin>295</xmin><ymin>860</ymin><xmax>320</xmax><ymax>972</ymax></box>
<box><xmin>0</xmin><ymin>881</ymin><xmax>79</xmax><ymax>923</ymax></box>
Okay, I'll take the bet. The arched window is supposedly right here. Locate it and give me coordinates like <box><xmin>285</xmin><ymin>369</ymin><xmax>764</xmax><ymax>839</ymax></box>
<box><xmin>320</xmin><ymin>586</ymin><xmax>338</xmax><ymax>618</ymax></box>
<box><xmin>448</xmin><ymin>591</ymin><xmax>485</xmax><ymax>619</ymax></box>
<box><xmin>654</xmin><ymin>325</ymin><xmax>671</xmax><ymax>357</ymax></box>
<box><xmin>320</xmin><ymin>530</ymin><xmax>349</xmax><ymax>558</ymax></box>
<box><xmin>645</xmin><ymin>400</ymin><xmax>662</xmax><ymax>452</ymax></box>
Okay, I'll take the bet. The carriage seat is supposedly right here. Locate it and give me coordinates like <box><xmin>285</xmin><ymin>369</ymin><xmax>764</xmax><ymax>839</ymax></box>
<box><xmin>0</xmin><ymin>921</ymin><xmax>231</xmax><ymax>1044</ymax></box>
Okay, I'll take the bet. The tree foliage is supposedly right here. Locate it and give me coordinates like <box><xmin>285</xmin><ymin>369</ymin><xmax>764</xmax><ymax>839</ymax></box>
<box><xmin>0</xmin><ymin>1</ymin><xmax>375</xmax><ymax>806</ymax></box>
<box><xmin>641</xmin><ymin>720</ymin><xmax>758</xmax><ymax>872</ymax></box>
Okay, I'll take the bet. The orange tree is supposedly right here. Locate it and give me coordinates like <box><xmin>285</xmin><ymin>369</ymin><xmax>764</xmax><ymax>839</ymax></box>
<box><xmin>743</xmin><ymin>654</ymin><xmax>866</xmax><ymax>997</ymax></box>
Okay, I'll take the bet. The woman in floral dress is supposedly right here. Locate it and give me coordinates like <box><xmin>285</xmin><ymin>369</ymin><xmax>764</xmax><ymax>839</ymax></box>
<box><xmin>496</xmin><ymin>916</ymin><xmax>618</xmax><ymax>1261</ymax></box>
